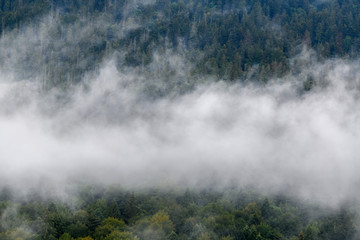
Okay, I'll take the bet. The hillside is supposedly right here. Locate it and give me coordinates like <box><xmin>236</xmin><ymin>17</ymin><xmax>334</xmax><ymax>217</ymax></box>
<box><xmin>1</xmin><ymin>0</ymin><xmax>360</xmax><ymax>87</ymax></box>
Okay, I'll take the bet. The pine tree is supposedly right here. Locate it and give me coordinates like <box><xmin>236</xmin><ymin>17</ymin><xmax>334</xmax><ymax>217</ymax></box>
<box><xmin>108</xmin><ymin>200</ymin><xmax>122</xmax><ymax>220</ymax></box>
<box><xmin>124</xmin><ymin>192</ymin><xmax>138</xmax><ymax>222</ymax></box>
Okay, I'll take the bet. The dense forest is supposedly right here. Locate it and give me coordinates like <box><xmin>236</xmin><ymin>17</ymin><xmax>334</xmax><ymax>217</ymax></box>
<box><xmin>0</xmin><ymin>186</ymin><xmax>358</xmax><ymax>240</ymax></box>
<box><xmin>1</xmin><ymin>0</ymin><xmax>360</xmax><ymax>87</ymax></box>
<box><xmin>2</xmin><ymin>1</ymin><xmax>360</xmax><ymax>240</ymax></box>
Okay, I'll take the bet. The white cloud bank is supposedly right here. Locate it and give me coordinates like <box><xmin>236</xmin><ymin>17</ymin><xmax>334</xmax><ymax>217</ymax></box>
<box><xmin>1</xmin><ymin>51</ymin><xmax>360</xmax><ymax>206</ymax></box>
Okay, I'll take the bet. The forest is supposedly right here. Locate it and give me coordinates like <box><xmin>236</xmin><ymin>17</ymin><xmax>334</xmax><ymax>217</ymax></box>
<box><xmin>1</xmin><ymin>0</ymin><xmax>360</xmax><ymax>240</ymax></box>
<box><xmin>0</xmin><ymin>0</ymin><xmax>360</xmax><ymax>86</ymax></box>
<box><xmin>0</xmin><ymin>186</ymin><xmax>358</xmax><ymax>240</ymax></box>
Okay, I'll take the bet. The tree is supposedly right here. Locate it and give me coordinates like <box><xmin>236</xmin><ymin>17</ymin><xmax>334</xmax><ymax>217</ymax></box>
<box><xmin>150</xmin><ymin>211</ymin><xmax>175</xmax><ymax>236</ymax></box>
<box><xmin>94</xmin><ymin>217</ymin><xmax>126</xmax><ymax>239</ymax></box>
<box><xmin>124</xmin><ymin>193</ymin><xmax>138</xmax><ymax>222</ymax></box>
<box><xmin>59</xmin><ymin>233</ymin><xmax>72</xmax><ymax>240</ymax></box>
<box><xmin>304</xmin><ymin>223</ymin><xmax>320</xmax><ymax>240</ymax></box>
<box><xmin>108</xmin><ymin>200</ymin><xmax>122</xmax><ymax>220</ymax></box>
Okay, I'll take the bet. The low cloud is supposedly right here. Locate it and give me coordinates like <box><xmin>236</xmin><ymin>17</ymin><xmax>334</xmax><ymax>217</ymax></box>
<box><xmin>1</xmin><ymin>46</ymin><xmax>360</xmax><ymax>206</ymax></box>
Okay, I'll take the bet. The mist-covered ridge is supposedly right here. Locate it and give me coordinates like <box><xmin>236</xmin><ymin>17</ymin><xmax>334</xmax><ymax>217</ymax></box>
<box><xmin>1</xmin><ymin>42</ymin><xmax>360</xmax><ymax>206</ymax></box>
<box><xmin>2</xmin><ymin>1</ymin><xmax>360</xmax><ymax>239</ymax></box>
<box><xmin>1</xmin><ymin>0</ymin><xmax>360</xmax><ymax>87</ymax></box>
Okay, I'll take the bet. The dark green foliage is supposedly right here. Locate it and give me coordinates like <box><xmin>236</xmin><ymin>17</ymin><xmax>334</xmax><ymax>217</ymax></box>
<box><xmin>1</xmin><ymin>2</ymin><xmax>360</xmax><ymax>237</ymax></box>
<box><xmin>1</xmin><ymin>187</ymin><xmax>359</xmax><ymax>240</ymax></box>
<box><xmin>1</xmin><ymin>0</ymin><xmax>360</xmax><ymax>88</ymax></box>
<box><xmin>86</xmin><ymin>212</ymin><xmax>101</xmax><ymax>234</ymax></box>
<box><xmin>124</xmin><ymin>192</ymin><xmax>139</xmax><ymax>223</ymax></box>
<box><xmin>66</xmin><ymin>222</ymin><xmax>89</xmax><ymax>238</ymax></box>
<box><xmin>318</xmin><ymin>209</ymin><xmax>356</xmax><ymax>240</ymax></box>
<box><xmin>108</xmin><ymin>200</ymin><xmax>122</xmax><ymax>220</ymax></box>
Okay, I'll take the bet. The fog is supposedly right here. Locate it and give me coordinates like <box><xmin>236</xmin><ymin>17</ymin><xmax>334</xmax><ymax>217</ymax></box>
<box><xmin>1</xmin><ymin>15</ymin><xmax>360</xmax><ymax>207</ymax></box>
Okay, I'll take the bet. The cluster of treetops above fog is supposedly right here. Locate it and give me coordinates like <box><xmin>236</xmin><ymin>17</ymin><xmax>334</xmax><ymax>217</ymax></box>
<box><xmin>0</xmin><ymin>0</ymin><xmax>359</xmax><ymax>85</ymax></box>
<box><xmin>0</xmin><ymin>187</ymin><xmax>357</xmax><ymax>240</ymax></box>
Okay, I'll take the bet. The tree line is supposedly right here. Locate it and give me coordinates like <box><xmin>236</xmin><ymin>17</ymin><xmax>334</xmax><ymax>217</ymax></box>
<box><xmin>0</xmin><ymin>186</ymin><xmax>357</xmax><ymax>240</ymax></box>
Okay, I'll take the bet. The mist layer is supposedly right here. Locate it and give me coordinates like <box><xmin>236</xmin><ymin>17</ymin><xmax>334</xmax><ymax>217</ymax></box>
<box><xmin>1</xmin><ymin>47</ymin><xmax>360</xmax><ymax>206</ymax></box>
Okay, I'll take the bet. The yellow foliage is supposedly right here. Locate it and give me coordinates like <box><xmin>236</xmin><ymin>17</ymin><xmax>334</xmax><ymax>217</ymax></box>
<box><xmin>220</xmin><ymin>236</ymin><xmax>234</xmax><ymax>240</ymax></box>
<box><xmin>150</xmin><ymin>210</ymin><xmax>171</xmax><ymax>224</ymax></box>
<box><xmin>150</xmin><ymin>210</ymin><xmax>175</xmax><ymax>235</ymax></box>
<box><xmin>76</xmin><ymin>236</ymin><xmax>94</xmax><ymax>240</ymax></box>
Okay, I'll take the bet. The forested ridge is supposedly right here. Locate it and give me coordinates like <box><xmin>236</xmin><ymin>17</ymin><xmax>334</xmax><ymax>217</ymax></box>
<box><xmin>1</xmin><ymin>0</ymin><xmax>360</xmax><ymax>86</ymax></box>
<box><xmin>2</xmin><ymin>1</ymin><xmax>360</xmax><ymax>240</ymax></box>
<box><xmin>0</xmin><ymin>187</ymin><xmax>358</xmax><ymax>240</ymax></box>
